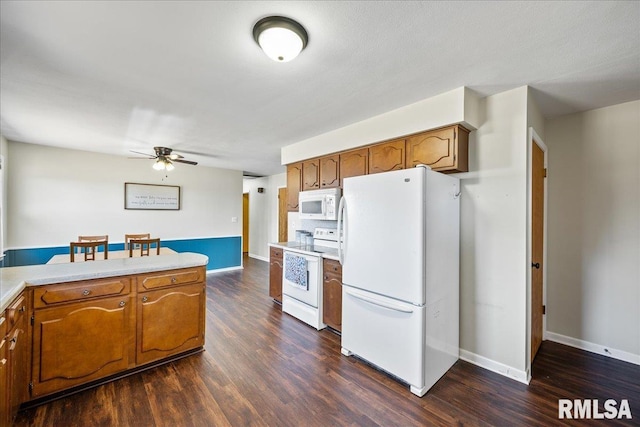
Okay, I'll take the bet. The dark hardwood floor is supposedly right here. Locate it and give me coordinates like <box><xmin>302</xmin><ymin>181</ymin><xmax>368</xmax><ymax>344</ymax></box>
<box><xmin>14</xmin><ymin>255</ymin><xmax>640</xmax><ymax>426</ymax></box>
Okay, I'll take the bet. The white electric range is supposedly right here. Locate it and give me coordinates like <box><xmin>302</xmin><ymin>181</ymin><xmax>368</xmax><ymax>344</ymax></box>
<box><xmin>281</xmin><ymin>228</ymin><xmax>340</xmax><ymax>329</ymax></box>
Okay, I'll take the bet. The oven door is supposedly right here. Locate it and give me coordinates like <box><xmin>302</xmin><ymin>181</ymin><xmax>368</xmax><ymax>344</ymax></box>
<box><xmin>282</xmin><ymin>251</ymin><xmax>320</xmax><ymax>307</ymax></box>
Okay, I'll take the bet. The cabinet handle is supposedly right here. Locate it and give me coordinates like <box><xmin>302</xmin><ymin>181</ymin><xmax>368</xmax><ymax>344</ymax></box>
<box><xmin>171</xmin><ymin>277</ymin><xmax>177</xmax><ymax>283</ymax></box>
<box><xmin>532</xmin><ymin>262</ymin><xmax>540</xmax><ymax>269</ymax></box>
<box><xmin>119</xmin><ymin>301</ymin><xmax>126</xmax><ymax>307</ymax></box>
<box><xmin>19</xmin><ymin>305</ymin><xmax>26</xmax><ymax>312</ymax></box>
<box><xmin>142</xmin><ymin>296</ymin><xmax>148</xmax><ymax>303</ymax></box>
<box><xmin>0</xmin><ymin>358</ymin><xmax>6</xmax><ymax>366</ymax></box>
<box><xmin>82</xmin><ymin>289</ymin><xmax>91</xmax><ymax>296</ymax></box>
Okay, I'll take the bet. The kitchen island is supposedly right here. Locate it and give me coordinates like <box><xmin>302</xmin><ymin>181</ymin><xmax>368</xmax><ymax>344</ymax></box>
<box><xmin>0</xmin><ymin>252</ymin><xmax>208</xmax><ymax>425</ymax></box>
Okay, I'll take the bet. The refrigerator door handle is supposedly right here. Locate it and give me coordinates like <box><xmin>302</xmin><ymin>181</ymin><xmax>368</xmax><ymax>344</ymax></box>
<box><xmin>345</xmin><ymin>288</ymin><xmax>414</xmax><ymax>314</ymax></box>
<box><xmin>337</xmin><ymin>196</ymin><xmax>346</xmax><ymax>265</ymax></box>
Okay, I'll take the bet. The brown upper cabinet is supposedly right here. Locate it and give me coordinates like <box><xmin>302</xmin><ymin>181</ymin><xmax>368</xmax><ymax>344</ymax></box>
<box><xmin>340</xmin><ymin>148</ymin><xmax>368</xmax><ymax>187</ymax></box>
<box><xmin>319</xmin><ymin>155</ymin><xmax>340</xmax><ymax>188</ymax></box>
<box><xmin>302</xmin><ymin>159</ymin><xmax>320</xmax><ymax>191</ymax></box>
<box><xmin>406</xmin><ymin>125</ymin><xmax>469</xmax><ymax>173</ymax></box>
<box><xmin>368</xmin><ymin>139</ymin><xmax>406</xmax><ymax>174</ymax></box>
<box><xmin>286</xmin><ymin>124</ymin><xmax>470</xmax><ymax>200</ymax></box>
<box><xmin>286</xmin><ymin>162</ymin><xmax>302</xmax><ymax>212</ymax></box>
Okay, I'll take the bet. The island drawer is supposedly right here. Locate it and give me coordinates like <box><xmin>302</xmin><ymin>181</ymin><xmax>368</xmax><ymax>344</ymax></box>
<box><xmin>34</xmin><ymin>278</ymin><xmax>131</xmax><ymax>308</ymax></box>
<box><xmin>136</xmin><ymin>266</ymin><xmax>205</xmax><ymax>291</ymax></box>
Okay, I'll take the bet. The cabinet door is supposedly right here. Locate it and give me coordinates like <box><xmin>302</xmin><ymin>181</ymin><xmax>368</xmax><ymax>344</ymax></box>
<box><xmin>340</xmin><ymin>148</ymin><xmax>369</xmax><ymax>187</ymax></box>
<box><xmin>406</xmin><ymin>125</ymin><xmax>469</xmax><ymax>172</ymax></box>
<box><xmin>302</xmin><ymin>159</ymin><xmax>320</xmax><ymax>190</ymax></box>
<box><xmin>286</xmin><ymin>162</ymin><xmax>302</xmax><ymax>211</ymax></box>
<box><xmin>320</xmin><ymin>155</ymin><xmax>340</xmax><ymax>188</ymax></box>
<box><xmin>269</xmin><ymin>247</ymin><xmax>283</xmax><ymax>303</ymax></box>
<box><xmin>31</xmin><ymin>295</ymin><xmax>133</xmax><ymax>398</ymax></box>
<box><xmin>5</xmin><ymin>293</ymin><xmax>28</xmax><ymax>420</ymax></box>
<box><xmin>322</xmin><ymin>259</ymin><xmax>343</xmax><ymax>332</ymax></box>
<box><xmin>137</xmin><ymin>283</ymin><xmax>205</xmax><ymax>366</ymax></box>
<box><xmin>0</xmin><ymin>314</ymin><xmax>8</xmax><ymax>427</ymax></box>
<box><xmin>369</xmin><ymin>139</ymin><xmax>406</xmax><ymax>174</ymax></box>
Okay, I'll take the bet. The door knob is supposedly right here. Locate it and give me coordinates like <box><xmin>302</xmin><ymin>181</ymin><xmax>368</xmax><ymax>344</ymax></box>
<box><xmin>532</xmin><ymin>262</ymin><xmax>540</xmax><ymax>269</ymax></box>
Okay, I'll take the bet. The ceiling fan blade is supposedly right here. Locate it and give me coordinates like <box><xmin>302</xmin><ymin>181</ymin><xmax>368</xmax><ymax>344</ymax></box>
<box><xmin>173</xmin><ymin>159</ymin><xmax>198</xmax><ymax>166</ymax></box>
<box><xmin>167</xmin><ymin>153</ymin><xmax>184</xmax><ymax>160</ymax></box>
<box><xmin>129</xmin><ymin>150</ymin><xmax>155</xmax><ymax>158</ymax></box>
<box><xmin>174</xmin><ymin>149</ymin><xmax>218</xmax><ymax>158</ymax></box>
<box><xmin>127</xmin><ymin>157</ymin><xmax>155</xmax><ymax>159</ymax></box>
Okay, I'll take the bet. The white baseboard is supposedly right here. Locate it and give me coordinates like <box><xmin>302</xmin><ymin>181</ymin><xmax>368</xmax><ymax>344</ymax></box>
<box><xmin>248</xmin><ymin>253</ymin><xmax>269</xmax><ymax>262</ymax></box>
<box><xmin>206</xmin><ymin>266</ymin><xmax>243</xmax><ymax>274</ymax></box>
<box><xmin>459</xmin><ymin>349</ymin><xmax>530</xmax><ymax>385</ymax></box>
<box><xmin>546</xmin><ymin>331</ymin><xmax>640</xmax><ymax>366</ymax></box>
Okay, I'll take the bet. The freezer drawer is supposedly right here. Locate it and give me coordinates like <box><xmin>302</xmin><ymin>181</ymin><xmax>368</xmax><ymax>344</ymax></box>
<box><xmin>341</xmin><ymin>286</ymin><xmax>425</xmax><ymax>391</ymax></box>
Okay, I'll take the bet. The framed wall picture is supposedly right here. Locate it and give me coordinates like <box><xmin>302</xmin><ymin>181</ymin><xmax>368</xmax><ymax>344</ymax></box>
<box><xmin>124</xmin><ymin>183</ymin><xmax>181</xmax><ymax>210</ymax></box>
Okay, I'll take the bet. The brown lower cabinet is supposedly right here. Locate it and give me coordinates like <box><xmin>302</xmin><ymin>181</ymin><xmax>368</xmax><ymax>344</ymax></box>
<box><xmin>0</xmin><ymin>313</ymin><xmax>8</xmax><ymax>426</ymax></box>
<box><xmin>2</xmin><ymin>265</ymin><xmax>206</xmax><ymax>418</ymax></box>
<box><xmin>136</xmin><ymin>283</ymin><xmax>205</xmax><ymax>366</ymax></box>
<box><xmin>31</xmin><ymin>295</ymin><xmax>134</xmax><ymax>397</ymax></box>
<box><xmin>322</xmin><ymin>258</ymin><xmax>343</xmax><ymax>332</ymax></box>
<box><xmin>2</xmin><ymin>293</ymin><xmax>29</xmax><ymax>426</ymax></box>
<box><xmin>269</xmin><ymin>247</ymin><xmax>283</xmax><ymax>303</ymax></box>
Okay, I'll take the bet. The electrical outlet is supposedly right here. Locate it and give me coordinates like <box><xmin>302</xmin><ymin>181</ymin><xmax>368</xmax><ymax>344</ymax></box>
<box><xmin>231</xmin><ymin>217</ymin><xmax>238</xmax><ymax>223</ymax></box>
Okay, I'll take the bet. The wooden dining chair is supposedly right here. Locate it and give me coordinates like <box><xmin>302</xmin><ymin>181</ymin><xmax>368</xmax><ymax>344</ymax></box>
<box><xmin>70</xmin><ymin>241</ymin><xmax>109</xmax><ymax>262</ymax></box>
<box><xmin>128</xmin><ymin>238</ymin><xmax>161</xmax><ymax>257</ymax></box>
<box><xmin>76</xmin><ymin>235</ymin><xmax>108</xmax><ymax>260</ymax></box>
<box><xmin>125</xmin><ymin>233</ymin><xmax>151</xmax><ymax>251</ymax></box>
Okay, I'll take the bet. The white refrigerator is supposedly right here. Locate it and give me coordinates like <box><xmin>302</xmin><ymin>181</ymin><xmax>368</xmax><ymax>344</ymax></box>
<box><xmin>338</xmin><ymin>166</ymin><xmax>460</xmax><ymax>397</ymax></box>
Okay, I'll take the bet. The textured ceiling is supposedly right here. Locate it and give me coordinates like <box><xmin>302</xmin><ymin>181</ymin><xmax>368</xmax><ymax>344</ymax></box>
<box><xmin>1</xmin><ymin>1</ymin><xmax>639</xmax><ymax>176</ymax></box>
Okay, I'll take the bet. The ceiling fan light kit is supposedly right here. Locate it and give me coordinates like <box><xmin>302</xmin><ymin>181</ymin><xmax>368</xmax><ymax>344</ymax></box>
<box><xmin>153</xmin><ymin>158</ymin><xmax>175</xmax><ymax>171</ymax></box>
<box><xmin>253</xmin><ymin>16</ymin><xmax>308</xmax><ymax>62</ymax></box>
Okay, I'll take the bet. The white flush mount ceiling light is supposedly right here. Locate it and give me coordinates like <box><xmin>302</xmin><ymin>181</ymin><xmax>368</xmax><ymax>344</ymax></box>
<box><xmin>253</xmin><ymin>16</ymin><xmax>308</xmax><ymax>62</ymax></box>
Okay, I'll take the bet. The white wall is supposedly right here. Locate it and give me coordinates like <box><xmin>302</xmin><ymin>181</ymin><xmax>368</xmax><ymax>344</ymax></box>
<box><xmin>0</xmin><ymin>135</ymin><xmax>8</xmax><ymax>257</ymax></box>
<box><xmin>281</xmin><ymin>87</ymin><xmax>482</xmax><ymax>164</ymax></box>
<box><xmin>243</xmin><ymin>173</ymin><xmax>286</xmax><ymax>260</ymax></box>
<box><xmin>7</xmin><ymin>142</ymin><xmax>242</xmax><ymax>248</ymax></box>
<box><xmin>456</xmin><ymin>86</ymin><xmax>529</xmax><ymax>380</ymax></box>
<box><xmin>544</xmin><ymin>100</ymin><xmax>640</xmax><ymax>363</ymax></box>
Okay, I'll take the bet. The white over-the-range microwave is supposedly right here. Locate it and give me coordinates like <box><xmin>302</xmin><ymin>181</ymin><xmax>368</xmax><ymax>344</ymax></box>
<box><xmin>298</xmin><ymin>188</ymin><xmax>342</xmax><ymax>220</ymax></box>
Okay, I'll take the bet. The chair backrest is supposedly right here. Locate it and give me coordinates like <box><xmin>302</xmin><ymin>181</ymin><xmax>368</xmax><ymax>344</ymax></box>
<box><xmin>128</xmin><ymin>238</ymin><xmax>161</xmax><ymax>257</ymax></box>
<box><xmin>78</xmin><ymin>235</ymin><xmax>108</xmax><ymax>243</ymax></box>
<box><xmin>70</xmin><ymin>241</ymin><xmax>109</xmax><ymax>262</ymax></box>
<box><xmin>125</xmin><ymin>233</ymin><xmax>151</xmax><ymax>250</ymax></box>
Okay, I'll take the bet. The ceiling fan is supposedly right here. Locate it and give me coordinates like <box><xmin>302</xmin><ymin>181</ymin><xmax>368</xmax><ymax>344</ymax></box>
<box><xmin>129</xmin><ymin>146</ymin><xmax>198</xmax><ymax>171</ymax></box>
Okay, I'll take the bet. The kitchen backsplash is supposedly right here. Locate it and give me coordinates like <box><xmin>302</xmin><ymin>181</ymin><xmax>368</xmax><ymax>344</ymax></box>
<box><xmin>287</xmin><ymin>212</ymin><xmax>337</xmax><ymax>242</ymax></box>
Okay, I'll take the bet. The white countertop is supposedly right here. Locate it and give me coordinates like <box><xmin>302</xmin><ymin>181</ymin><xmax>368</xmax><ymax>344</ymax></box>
<box><xmin>269</xmin><ymin>242</ymin><xmax>340</xmax><ymax>261</ymax></box>
<box><xmin>0</xmin><ymin>252</ymin><xmax>208</xmax><ymax>312</ymax></box>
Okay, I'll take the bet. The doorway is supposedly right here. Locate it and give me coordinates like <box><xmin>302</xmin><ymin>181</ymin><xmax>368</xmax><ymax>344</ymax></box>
<box><xmin>242</xmin><ymin>193</ymin><xmax>249</xmax><ymax>254</ymax></box>
<box><xmin>530</xmin><ymin>130</ymin><xmax>547</xmax><ymax>363</ymax></box>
